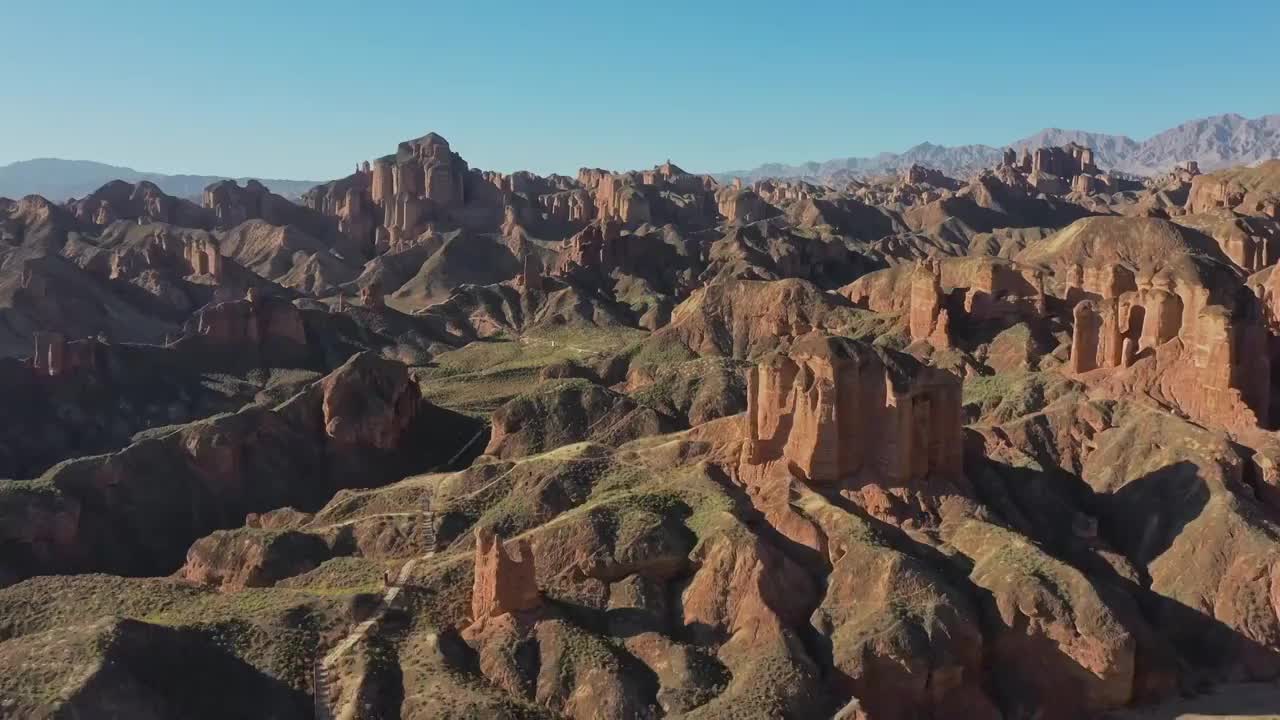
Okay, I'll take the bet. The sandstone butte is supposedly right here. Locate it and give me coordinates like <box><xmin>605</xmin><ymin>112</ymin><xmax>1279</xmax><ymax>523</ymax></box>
<box><xmin>3</xmin><ymin>132</ymin><xmax>1280</xmax><ymax>719</ymax></box>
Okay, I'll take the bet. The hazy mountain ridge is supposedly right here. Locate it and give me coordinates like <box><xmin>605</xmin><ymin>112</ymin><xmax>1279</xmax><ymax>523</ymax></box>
<box><xmin>0</xmin><ymin>158</ymin><xmax>319</xmax><ymax>202</ymax></box>
<box><xmin>720</xmin><ymin>112</ymin><xmax>1280</xmax><ymax>181</ymax></box>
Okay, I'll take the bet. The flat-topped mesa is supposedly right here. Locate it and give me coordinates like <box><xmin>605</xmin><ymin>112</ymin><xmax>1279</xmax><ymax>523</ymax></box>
<box><xmin>470</xmin><ymin>526</ymin><xmax>540</xmax><ymax>621</ymax></box>
<box><xmin>741</xmin><ymin>333</ymin><xmax>963</xmax><ymax>488</ymax></box>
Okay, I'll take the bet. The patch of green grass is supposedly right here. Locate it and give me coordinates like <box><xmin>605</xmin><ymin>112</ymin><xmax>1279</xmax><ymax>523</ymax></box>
<box><xmin>277</xmin><ymin>556</ymin><xmax>386</xmax><ymax>596</ymax></box>
<box><xmin>963</xmin><ymin>370</ymin><xmax>1080</xmax><ymax>424</ymax></box>
<box><xmin>416</xmin><ymin>327</ymin><xmax>647</xmax><ymax>414</ymax></box>
<box><xmin>619</xmin><ymin>332</ymin><xmax>698</xmax><ymax>368</ymax></box>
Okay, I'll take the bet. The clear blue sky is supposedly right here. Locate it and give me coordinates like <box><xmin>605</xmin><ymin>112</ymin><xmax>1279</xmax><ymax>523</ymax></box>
<box><xmin>2</xmin><ymin>0</ymin><xmax>1276</xmax><ymax>180</ymax></box>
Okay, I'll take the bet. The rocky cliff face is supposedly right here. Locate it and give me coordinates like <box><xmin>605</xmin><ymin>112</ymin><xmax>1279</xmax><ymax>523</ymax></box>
<box><xmin>9</xmin><ymin>128</ymin><xmax>1280</xmax><ymax>720</ymax></box>
<box><xmin>0</xmin><ymin>352</ymin><xmax>482</xmax><ymax>583</ymax></box>
<box><xmin>740</xmin><ymin>333</ymin><xmax>962</xmax><ymax>489</ymax></box>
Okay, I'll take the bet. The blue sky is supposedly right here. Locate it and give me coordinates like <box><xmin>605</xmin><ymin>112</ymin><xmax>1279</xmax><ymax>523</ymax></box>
<box><xmin>2</xmin><ymin>0</ymin><xmax>1276</xmax><ymax>179</ymax></box>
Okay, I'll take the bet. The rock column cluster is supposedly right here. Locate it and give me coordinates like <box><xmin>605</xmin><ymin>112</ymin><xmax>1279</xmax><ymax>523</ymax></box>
<box><xmin>742</xmin><ymin>333</ymin><xmax>963</xmax><ymax>487</ymax></box>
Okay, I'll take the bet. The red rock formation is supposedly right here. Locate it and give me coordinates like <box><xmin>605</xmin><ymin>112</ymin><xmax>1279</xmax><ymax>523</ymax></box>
<box><xmin>1175</xmin><ymin>210</ymin><xmax>1279</xmax><ymax>273</ymax></box>
<box><xmin>555</xmin><ymin>221</ymin><xmax>624</xmax><ymax>275</ymax></box>
<box><xmin>541</xmin><ymin>189</ymin><xmax>595</xmax><ymax>223</ymax></box>
<box><xmin>1072</xmin><ymin>173</ymin><xmax>1097</xmax><ymax>195</ymax></box>
<box><xmin>1186</xmin><ymin>174</ymin><xmax>1247</xmax><ymax>214</ymax></box>
<box><xmin>183</xmin><ymin>238</ymin><xmax>224</xmax><ymax>279</ymax></box>
<box><xmin>27</xmin><ymin>333</ymin><xmax>104</xmax><ymax>379</ymax></box>
<box><xmin>1032</xmin><ymin>217</ymin><xmax>1272</xmax><ymax>428</ymax></box>
<box><xmin>191</xmin><ymin>295</ymin><xmax>306</xmax><ymax>349</ymax></box>
<box><xmin>517</xmin><ymin>251</ymin><xmax>543</xmax><ymax>293</ymax></box>
<box><xmin>179</xmin><ymin>528</ymin><xmax>330</xmax><ymax>591</ymax></box>
<box><xmin>909</xmin><ymin>259</ymin><xmax>946</xmax><ymax>345</ymax></box>
<box><xmin>319</xmin><ymin>351</ymin><xmax>421</xmax><ymax>450</ymax></box>
<box><xmin>716</xmin><ymin>188</ymin><xmax>767</xmax><ymax>224</ymax></box>
<box><xmin>900</xmin><ymin>164</ymin><xmax>957</xmax><ymax>190</ymax></box>
<box><xmin>204</xmin><ymin>179</ymin><xmax>336</xmax><ymax>239</ymax></box>
<box><xmin>741</xmin><ymin>333</ymin><xmax>962</xmax><ymax>488</ymax></box>
<box><xmin>1028</xmin><ymin>143</ymin><xmax>1098</xmax><ymax>179</ymax></box>
<box><xmin>470</xmin><ymin>527</ymin><xmax>540</xmax><ymax>621</ymax></box>
<box><xmin>845</xmin><ymin>256</ymin><xmax>1045</xmax><ymax>354</ymax></box>
<box><xmin>70</xmin><ymin>180</ymin><xmax>211</xmax><ymax>228</ymax></box>
<box><xmin>0</xmin><ymin>352</ymin><xmax>480</xmax><ymax>583</ymax></box>
<box><xmin>594</xmin><ymin>176</ymin><xmax>651</xmax><ymax>225</ymax></box>
<box><xmin>1070</xmin><ymin>301</ymin><xmax>1102</xmax><ymax>374</ymax></box>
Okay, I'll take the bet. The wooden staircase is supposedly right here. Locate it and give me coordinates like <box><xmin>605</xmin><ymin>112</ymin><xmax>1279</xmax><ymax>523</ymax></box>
<box><xmin>312</xmin><ymin>497</ymin><xmax>438</xmax><ymax>719</ymax></box>
<box><xmin>419</xmin><ymin>494</ymin><xmax>437</xmax><ymax>552</ymax></box>
<box><xmin>313</xmin><ymin>653</ymin><xmax>333</xmax><ymax>720</ymax></box>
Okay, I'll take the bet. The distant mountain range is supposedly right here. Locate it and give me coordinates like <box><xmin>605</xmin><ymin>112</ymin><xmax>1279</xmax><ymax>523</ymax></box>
<box><xmin>5</xmin><ymin>113</ymin><xmax>1278</xmax><ymax>201</ymax></box>
<box><xmin>0</xmin><ymin>158</ymin><xmax>320</xmax><ymax>202</ymax></box>
<box><xmin>718</xmin><ymin>113</ymin><xmax>1280</xmax><ymax>182</ymax></box>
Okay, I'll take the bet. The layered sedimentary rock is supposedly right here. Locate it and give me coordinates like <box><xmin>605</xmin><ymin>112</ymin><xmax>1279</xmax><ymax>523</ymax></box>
<box><xmin>716</xmin><ymin>187</ymin><xmax>768</xmax><ymax>224</ymax></box>
<box><xmin>11</xmin><ymin>127</ymin><xmax>1280</xmax><ymax>720</ymax></box>
<box><xmin>188</xmin><ymin>291</ymin><xmax>307</xmax><ymax>350</ymax></box>
<box><xmin>1180</xmin><ymin>210</ymin><xmax>1280</xmax><ymax>273</ymax></box>
<box><xmin>741</xmin><ymin>333</ymin><xmax>962</xmax><ymax>487</ymax></box>
<box><xmin>554</xmin><ymin>220</ymin><xmax>625</xmax><ymax>276</ymax></box>
<box><xmin>908</xmin><ymin>259</ymin><xmax>948</xmax><ymax>345</ymax></box>
<box><xmin>1186</xmin><ymin>160</ymin><xmax>1280</xmax><ymax>216</ymax></box>
<box><xmin>992</xmin><ymin>142</ymin><xmax>1128</xmax><ymax>199</ymax></box>
<box><xmin>845</xmin><ymin>255</ymin><xmax>1048</xmax><ymax>365</ymax></box>
<box><xmin>1020</xmin><ymin>216</ymin><xmax>1271</xmax><ymax>428</ymax></box>
<box><xmin>469</xmin><ymin>527</ymin><xmax>540</xmax><ymax>622</ymax></box>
